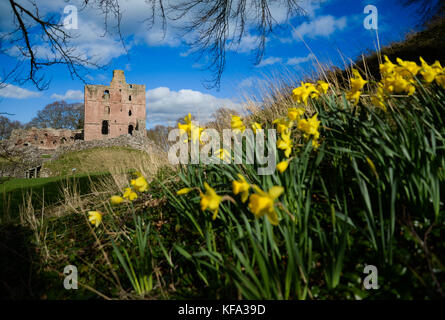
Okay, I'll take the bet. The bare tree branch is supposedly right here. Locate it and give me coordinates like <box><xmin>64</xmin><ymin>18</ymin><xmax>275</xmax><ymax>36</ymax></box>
<box><xmin>1</xmin><ymin>0</ymin><xmax>308</xmax><ymax>91</ymax></box>
<box><xmin>2</xmin><ymin>0</ymin><xmax>104</xmax><ymax>90</ymax></box>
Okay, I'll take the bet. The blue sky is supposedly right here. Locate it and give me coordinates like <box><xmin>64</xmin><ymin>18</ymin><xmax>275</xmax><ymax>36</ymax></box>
<box><xmin>0</xmin><ymin>0</ymin><xmax>423</xmax><ymax>128</ymax></box>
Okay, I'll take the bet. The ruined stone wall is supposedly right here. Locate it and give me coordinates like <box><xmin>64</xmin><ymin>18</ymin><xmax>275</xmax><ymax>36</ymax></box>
<box><xmin>84</xmin><ymin>70</ymin><xmax>146</xmax><ymax>141</ymax></box>
<box><xmin>9</xmin><ymin>127</ymin><xmax>82</xmax><ymax>150</ymax></box>
<box><xmin>0</xmin><ymin>140</ymin><xmax>44</xmax><ymax>178</ymax></box>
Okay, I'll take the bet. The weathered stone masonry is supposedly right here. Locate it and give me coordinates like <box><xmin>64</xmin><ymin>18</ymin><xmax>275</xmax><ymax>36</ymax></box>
<box><xmin>84</xmin><ymin>70</ymin><xmax>146</xmax><ymax>141</ymax></box>
<box><xmin>9</xmin><ymin>127</ymin><xmax>82</xmax><ymax>150</ymax></box>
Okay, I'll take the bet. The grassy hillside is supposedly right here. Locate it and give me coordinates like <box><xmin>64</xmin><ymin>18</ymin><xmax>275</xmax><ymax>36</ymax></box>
<box><xmin>43</xmin><ymin>146</ymin><xmax>164</xmax><ymax>177</ymax></box>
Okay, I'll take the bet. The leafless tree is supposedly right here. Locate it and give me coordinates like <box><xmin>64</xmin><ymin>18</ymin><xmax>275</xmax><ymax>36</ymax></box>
<box><xmin>1</xmin><ymin>0</ymin><xmax>308</xmax><ymax>91</ymax></box>
<box><xmin>1</xmin><ymin>0</ymin><xmax>108</xmax><ymax>90</ymax></box>
<box><xmin>0</xmin><ymin>116</ymin><xmax>22</xmax><ymax>140</ymax></box>
<box><xmin>26</xmin><ymin>101</ymin><xmax>84</xmax><ymax>129</ymax></box>
<box><xmin>146</xmin><ymin>124</ymin><xmax>174</xmax><ymax>151</ymax></box>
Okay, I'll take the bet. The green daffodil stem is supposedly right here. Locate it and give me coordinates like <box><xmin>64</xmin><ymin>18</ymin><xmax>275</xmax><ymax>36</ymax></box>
<box><xmin>277</xmin><ymin>202</ymin><xmax>296</xmax><ymax>223</ymax></box>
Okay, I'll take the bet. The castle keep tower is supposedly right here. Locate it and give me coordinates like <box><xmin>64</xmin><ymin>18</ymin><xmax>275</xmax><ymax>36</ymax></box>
<box><xmin>84</xmin><ymin>70</ymin><xmax>146</xmax><ymax>141</ymax></box>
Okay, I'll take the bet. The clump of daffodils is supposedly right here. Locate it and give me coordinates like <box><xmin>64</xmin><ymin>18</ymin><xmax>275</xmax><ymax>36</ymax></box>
<box><xmin>371</xmin><ymin>56</ymin><xmax>445</xmax><ymax>110</ymax></box>
<box><xmin>109</xmin><ymin>172</ymin><xmax>149</xmax><ymax>205</ymax></box>
<box><xmin>292</xmin><ymin>81</ymin><xmax>329</xmax><ymax>106</ymax></box>
<box><xmin>169</xmin><ymin>56</ymin><xmax>445</xmax><ymax>226</ymax></box>
<box><xmin>177</xmin><ymin>174</ymin><xmax>286</xmax><ymax>226</ymax></box>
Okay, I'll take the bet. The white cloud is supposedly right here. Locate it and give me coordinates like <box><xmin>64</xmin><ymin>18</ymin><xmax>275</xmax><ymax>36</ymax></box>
<box><xmin>286</xmin><ymin>53</ymin><xmax>314</xmax><ymax>65</ymax></box>
<box><xmin>51</xmin><ymin>89</ymin><xmax>83</xmax><ymax>101</ymax></box>
<box><xmin>0</xmin><ymin>84</ymin><xmax>41</xmax><ymax>99</ymax></box>
<box><xmin>228</xmin><ymin>33</ymin><xmax>262</xmax><ymax>53</ymax></box>
<box><xmin>292</xmin><ymin>15</ymin><xmax>347</xmax><ymax>39</ymax></box>
<box><xmin>142</xmin><ymin>27</ymin><xmax>181</xmax><ymax>47</ymax></box>
<box><xmin>239</xmin><ymin>77</ymin><xmax>256</xmax><ymax>88</ymax></box>
<box><xmin>255</xmin><ymin>53</ymin><xmax>314</xmax><ymax>68</ymax></box>
<box><xmin>146</xmin><ymin>87</ymin><xmax>243</xmax><ymax>126</ymax></box>
<box><xmin>256</xmin><ymin>56</ymin><xmax>283</xmax><ymax>68</ymax></box>
<box><xmin>238</xmin><ymin>76</ymin><xmax>269</xmax><ymax>90</ymax></box>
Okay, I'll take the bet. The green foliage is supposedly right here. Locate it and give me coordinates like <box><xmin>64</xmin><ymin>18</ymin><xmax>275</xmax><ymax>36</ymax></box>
<box><xmin>152</xmin><ymin>81</ymin><xmax>445</xmax><ymax>299</ymax></box>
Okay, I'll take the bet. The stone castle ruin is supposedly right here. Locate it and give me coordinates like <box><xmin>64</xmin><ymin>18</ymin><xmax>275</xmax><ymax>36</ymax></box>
<box><xmin>84</xmin><ymin>70</ymin><xmax>146</xmax><ymax>141</ymax></box>
<box><xmin>8</xmin><ymin>70</ymin><xmax>146</xmax><ymax>150</ymax></box>
<box><xmin>2</xmin><ymin>70</ymin><xmax>148</xmax><ymax>178</ymax></box>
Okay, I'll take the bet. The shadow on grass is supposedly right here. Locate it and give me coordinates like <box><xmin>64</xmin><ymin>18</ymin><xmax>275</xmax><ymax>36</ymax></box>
<box><xmin>0</xmin><ymin>223</ymin><xmax>52</xmax><ymax>299</ymax></box>
<box><xmin>0</xmin><ymin>173</ymin><xmax>109</xmax><ymax>222</ymax></box>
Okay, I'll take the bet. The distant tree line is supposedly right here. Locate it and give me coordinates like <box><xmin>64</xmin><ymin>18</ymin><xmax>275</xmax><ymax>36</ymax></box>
<box><xmin>0</xmin><ymin>101</ymin><xmax>84</xmax><ymax>140</ymax></box>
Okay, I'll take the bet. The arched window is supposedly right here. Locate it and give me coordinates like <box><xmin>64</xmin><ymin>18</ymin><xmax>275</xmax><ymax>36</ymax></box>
<box><xmin>129</xmin><ymin>110</ymin><xmax>132</xmax><ymax>116</ymax></box>
<box><xmin>102</xmin><ymin>120</ymin><xmax>109</xmax><ymax>135</ymax></box>
<box><xmin>128</xmin><ymin>125</ymin><xmax>134</xmax><ymax>135</ymax></box>
<box><xmin>129</xmin><ymin>95</ymin><xmax>132</xmax><ymax>101</ymax></box>
<box><xmin>103</xmin><ymin>90</ymin><xmax>110</xmax><ymax>99</ymax></box>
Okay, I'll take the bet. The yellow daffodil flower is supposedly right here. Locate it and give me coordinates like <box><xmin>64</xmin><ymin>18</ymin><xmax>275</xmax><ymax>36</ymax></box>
<box><xmin>316</xmin><ymin>80</ymin><xmax>330</xmax><ymax>94</ymax></box>
<box><xmin>346</xmin><ymin>89</ymin><xmax>362</xmax><ymax>106</ymax></box>
<box><xmin>273</xmin><ymin>118</ymin><xmax>293</xmax><ymax>134</ymax></box>
<box><xmin>123</xmin><ymin>187</ymin><xmax>138</xmax><ymax>201</ymax></box>
<box><xmin>297</xmin><ymin>113</ymin><xmax>320</xmax><ymax>138</ymax></box>
<box><xmin>177</xmin><ymin>187</ymin><xmax>193</xmax><ymax>195</ymax></box>
<box><xmin>350</xmin><ymin>69</ymin><xmax>368</xmax><ymax>92</ymax></box>
<box><xmin>380</xmin><ymin>55</ymin><xmax>397</xmax><ymax>76</ymax></box>
<box><xmin>177</xmin><ymin>113</ymin><xmax>204</xmax><ymax>143</ymax></box>
<box><xmin>436</xmin><ymin>74</ymin><xmax>445</xmax><ymax>89</ymax></box>
<box><xmin>184</xmin><ymin>113</ymin><xmax>192</xmax><ymax>124</ymax></box>
<box><xmin>131</xmin><ymin>176</ymin><xmax>149</xmax><ymax>192</ymax></box>
<box><xmin>371</xmin><ymin>84</ymin><xmax>387</xmax><ymax>111</ymax></box>
<box><xmin>88</xmin><ymin>211</ymin><xmax>103</xmax><ymax>227</ymax></box>
<box><xmin>396</xmin><ymin>58</ymin><xmax>421</xmax><ymax>77</ymax></box>
<box><xmin>232</xmin><ymin>174</ymin><xmax>250</xmax><ymax>203</ymax></box>
<box><xmin>200</xmin><ymin>182</ymin><xmax>222</xmax><ymax>220</ymax></box>
<box><xmin>381</xmin><ymin>73</ymin><xmax>416</xmax><ymax>95</ymax></box>
<box><xmin>110</xmin><ymin>195</ymin><xmax>124</xmax><ymax>205</ymax></box>
<box><xmin>251</xmin><ymin>122</ymin><xmax>262</xmax><ymax>134</ymax></box>
<box><xmin>287</xmin><ymin>107</ymin><xmax>305</xmax><ymax>121</ymax></box>
<box><xmin>231</xmin><ymin>115</ymin><xmax>246</xmax><ymax>133</ymax></box>
<box><xmin>215</xmin><ymin>148</ymin><xmax>231</xmax><ymax>162</ymax></box>
<box><xmin>420</xmin><ymin>57</ymin><xmax>440</xmax><ymax>83</ymax></box>
<box><xmin>276</xmin><ymin>160</ymin><xmax>290</xmax><ymax>173</ymax></box>
<box><xmin>248</xmin><ymin>185</ymin><xmax>284</xmax><ymax>226</ymax></box>
<box><xmin>292</xmin><ymin>82</ymin><xmax>319</xmax><ymax>105</ymax></box>
<box><xmin>312</xmin><ymin>138</ymin><xmax>320</xmax><ymax>149</ymax></box>
<box><xmin>277</xmin><ymin>131</ymin><xmax>293</xmax><ymax>158</ymax></box>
